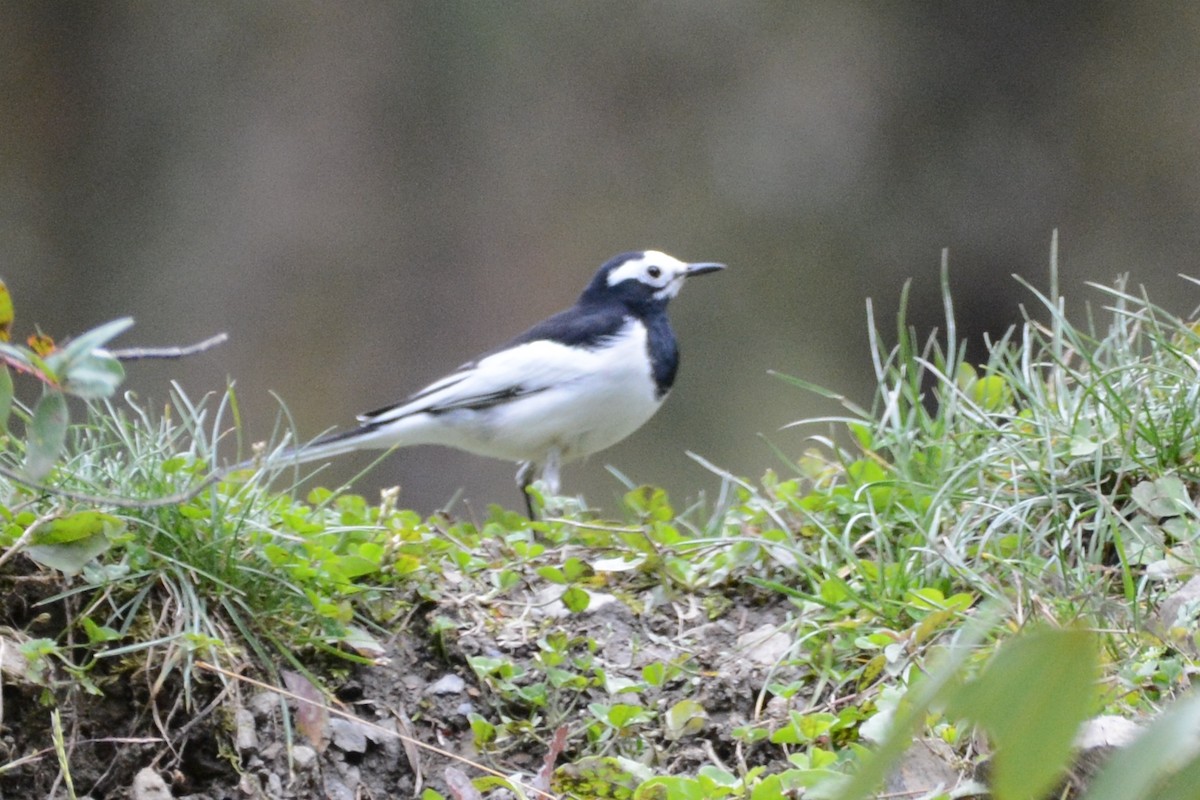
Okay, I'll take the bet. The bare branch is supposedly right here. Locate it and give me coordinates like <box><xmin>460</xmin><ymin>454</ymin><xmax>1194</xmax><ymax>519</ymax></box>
<box><xmin>108</xmin><ymin>332</ymin><xmax>229</xmax><ymax>362</ymax></box>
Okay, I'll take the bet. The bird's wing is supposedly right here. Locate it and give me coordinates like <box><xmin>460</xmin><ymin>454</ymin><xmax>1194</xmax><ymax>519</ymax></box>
<box><xmin>358</xmin><ymin>306</ymin><xmax>630</xmax><ymax>424</ymax></box>
<box><xmin>356</xmin><ymin>340</ymin><xmax>594</xmax><ymax>424</ymax></box>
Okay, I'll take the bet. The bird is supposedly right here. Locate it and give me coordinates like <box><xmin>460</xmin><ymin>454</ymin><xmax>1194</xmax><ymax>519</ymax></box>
<box><xmin>253</xmin><ymin>250</ymin><xmax>725</xmax><ymax>517</ymax></box>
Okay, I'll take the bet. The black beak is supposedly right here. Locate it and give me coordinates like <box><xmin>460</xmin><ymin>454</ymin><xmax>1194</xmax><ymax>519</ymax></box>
<box><xmin>684</xmin><ymin>262</ymin><xmax>726</xmax><ymax>277</ymax></box>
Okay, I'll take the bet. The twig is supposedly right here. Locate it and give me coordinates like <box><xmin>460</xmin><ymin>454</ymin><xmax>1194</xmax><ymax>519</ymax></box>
<box><xmin>108</xmin><ymin>332</ymin><xmax>228</xmax><ymax>361</ymax></box>
<box><xmin>0</xmin><ymin>737</ymin><xmax>163</xmax><ymax>778</ymax></box>
<box><xmin>0</xmin><ymin>354</ymin><xmax>54</xmax><ymax>384</ymax></box>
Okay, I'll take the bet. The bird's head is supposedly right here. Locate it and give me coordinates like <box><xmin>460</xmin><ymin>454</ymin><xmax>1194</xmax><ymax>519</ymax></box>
<box><xmin>582</xmin><ymin>250</ymin><xmax>725</xmax><ymax>309</ymax></box>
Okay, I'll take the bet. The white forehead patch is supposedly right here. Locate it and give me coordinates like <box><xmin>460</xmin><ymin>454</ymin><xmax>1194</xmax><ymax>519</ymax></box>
<box><xmin>605</xmin><ymin>250</ymin><xmax>689</xmax><ymax>290</ymax></box>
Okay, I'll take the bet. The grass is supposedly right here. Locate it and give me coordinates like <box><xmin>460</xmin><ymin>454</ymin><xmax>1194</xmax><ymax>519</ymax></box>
<box><xmin>4</xmin><ymin>240</ymin><xmax>1200</xmax><ymax>798</ymax></box>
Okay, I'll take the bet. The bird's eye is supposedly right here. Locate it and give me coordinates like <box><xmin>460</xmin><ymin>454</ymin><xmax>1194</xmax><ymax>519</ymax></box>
<box><xmin>647</xmin><ymin>266</ymin><xmax>662</xmax><ymax>279</ymax></box>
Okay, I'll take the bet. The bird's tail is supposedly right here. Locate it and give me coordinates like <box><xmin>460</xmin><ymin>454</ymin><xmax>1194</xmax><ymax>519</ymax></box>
<box><xmin>231</xmin><ymin>423</ymin><xmax>395</xmax><ymax>473</ymax></box>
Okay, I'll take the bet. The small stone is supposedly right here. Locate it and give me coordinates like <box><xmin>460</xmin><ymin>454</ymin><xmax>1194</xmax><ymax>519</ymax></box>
<box><xmin>291</xmin><ymin>744</ymin><xmax>319</xmax><ymax>770</ymax></box>
<box><xmin>327</xmin><ymin>762</ymin><xmax>361</xmax><ymax>800</ymax></box>
<box><xmin>427</xmin><ymin>673</ymin><xmax>466</xmax><ymax>694</ymax></box>
<box><xmin>736</xmin><ymin>623</ymin><xmax>793</xmax><ymax>666</ymax></box>
<box><xmin>248</xmin><ymin>691</ymin><xmax>283</xmax><ymax>719</ymax></box>
<box><xmin>258</xmin><ymin>741</ymin><xmax>283</xmax><ymax>761</ymax></box>
<box><xmin>1158</xmin><ymin>576</ymin><xmax>1200</xmax><ymax>633</ymax></box>
<box><xmin>235</xmin><ymin>707</ymin><xmax>258</xmax><ymax>753</ymax></box>
<box><xmin>329</xmin><ymin>717</ymin><xmax>369</xmax><ymax>753</ymax></box>
<box><xmin>373</xmin><ymin>718</ymin><xmax>402</xmax><ymax>759</ymax></box>
<box><xmin>1075</xmin><ymin>715</ymin><xmax>1141</xmax><ymax>750</ymax></box>
<box><xmin>321</xmin><ymin>775</ymin><xmax>355</xmax><ymax>800</ymax></box>
<box><xmin>237</xmin><ymin>772</ymin><xmax>262</xmax><ymax>797</ymax></box>
<box><xmin>764</xmin><ymin>694</ymin><xmax>790</xmax><ymax>720</ymax></box>
<box><xmin>885</xmin><ymin>737</ymin><xmax>962</xmax><ymax>796</ymax></box>
<box><xmin>131</xmin><ymin>767</ymin><xmax>173</xmax><ymax>800</ymax></box>
<box><xmin>335</xmin><ymin>760</ymin><xmax>361</xmax><ymax>785</ymax></box>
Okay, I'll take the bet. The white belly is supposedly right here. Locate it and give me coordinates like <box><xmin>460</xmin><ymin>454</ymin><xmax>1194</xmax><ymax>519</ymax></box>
<box><xmin>396</xmin><ymin>323</ymin><xmax>665</xmax><ymax>464</ymax></box>
<box><xmin>436</xmin><ymin>332</ymin><xmax>663</xmax><ymax>462</ymax></box>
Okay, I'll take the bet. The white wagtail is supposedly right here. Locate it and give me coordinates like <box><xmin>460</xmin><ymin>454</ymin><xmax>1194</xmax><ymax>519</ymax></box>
<box><xmin>257</xmin><ymin>250</ymin><xmax>724</xmax><ymax>516</ymax></box>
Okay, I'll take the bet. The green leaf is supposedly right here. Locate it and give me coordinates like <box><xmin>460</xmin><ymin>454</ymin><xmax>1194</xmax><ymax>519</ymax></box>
<box><xmin>970</xmin><ymin>374</ymin><xmax>1012</xmax><ymax>410</ymax></box>
<box><xmin>771</xmin><ymin>711</ymin><xmax>837</xmax><ymax>745</ymax></box>
<box><xmin>537</xmin><ymin>565</ymin><xmax>567</xmax><ymax>584</ymax></box>
<box><xmin>30</xmin><ymin>511</ymin><xmax>124</xmax><ymax>545</ymax></box>
<box><xmin>624</xmin><ymin>486</ymin><xmax>674</xmax><ymax>520</ymax></box>
<box><xmin>27</xmin><ymin>538</ymin><xmax>114</xmax><ymax>577</ymax></box>
<box><xmin>467</xmin><ymin>713</ymin><xmax>495</xmax><ymax>745</ymax></box>
<box><xmin>819</xmin><ymin>577</ymin><xmax>851</xmax><ymax>604</ymax></box>
<box><xmin>24</xmin><ymin>512</ymin><xmax>123</xmax><ymax>575</ymax></box>
<box><xmin>832</xmin><ymin>609</ymin><xmax>997</xmax><ymax>800</ymax></box>
<box><xmin>664</xmin><ymin>699</ymin><xmax>708</xmax><ymax>740</ymax></box>
<box><xmin>0</xmin><ymin>365</ymin><xmax>11</xmax><ymax>430</ymax></box>
<box><xmin>794</xmin><ymin>711</ymin><xmax>837</xmax><ymax>741</ymax></box>
<box><xmin>906</xmin><ymin>587</ymin><xmax>947</xmax><ymax>609</ymax></box>
<box><xmin>1155</xmin><ymin>749</ymin><xmax>1200</xmax><ymax>800</ymax></box>
<box><xmin>554</xmin><ymin>755</ymin><xmax>649</xmax><ymax>799</ymax></box>
<box><xmin>696</xmin><ymin>766</ymin><xmax>741</xmax><ymax>787</ymax></box>
<box><xmin>161</xmin><ymin>456</ymin><xmax>189</xmax><ymax>473</ymax></box>
<box><xmin>337</xmin><ymin>625</ymin><xmax>386</xmax><ymax>659</ymax></box>
<box><xmin>948</xmin><ymin>629</ymin><xmax>1097</xmax><ymax>800</ymax></box>
<box><xmin>561</xmin><ymin>585</ymin><xmax>590</xmax><ymax>613</ymax></box>
<box><xmin>642</xmin><ymin>662</ymin><xmax>666</xmax><ymax>687</ymax></box>
<box><xmin>733</xmin><ymin>725</ymin><xmax>769</xmax><ymax>743</ymax></box>
<box><xmin>607</xmin><ymin>703</ymin><xmax>653</xmax><ymax>728</ymax></box>
<box><xmin>332</xmin><ymin>553</ymin><xmax>380</xmax><ymax>579</ymax></box>
<box><xmin>847</xmin><ymin>421</ymin><xmax>873</xmax><ymax>449</ymax></box>
<box><xmin>1130</xmin><ymin>477</ymin><xmax>1190</xmax><ymax>518</ymax></box>
<box><xmin>633</xmin><ymin>776</ymin><xmax>712</xmax><ymax>800</ymax></box>
<box><xmin>0</xmin><ymin>342</ymin><xmax>37</xmax><ymax>373</ymax></box>
<box><xmin>61</xmin><ymin>352</ymin><xmax>125</xmax><ymax>399</ymax></box>
<box><xmin>954</xmin><ymin>362</ymin><xmax>978</xmax><ymax>388</ymax></box>
<box><xmin>24</xmin><ymin>389</ymin><xmax>69</xmax><ymax>480</ymax></box>
<box><xmin>562</xmin><ymin>556</ymin><xmax>591</xmax><ymax>582</ymax></box>
<box><xmin>80</xmin><ymin>617</ymin><xmax>121</xmax><ymax>643</ymax></box>
<box><xmin>47</xmin><ymin>317</ymin><xmax>133</xmax><ymax>371</ymax></box>
<box><xmin>750</xmin><ymin>771</ymin><xmax>831</xmax><ymax>800</ymax></box>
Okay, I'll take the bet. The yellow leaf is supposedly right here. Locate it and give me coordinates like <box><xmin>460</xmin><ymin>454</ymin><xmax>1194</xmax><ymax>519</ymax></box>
<box><xmin>0</xmin><ymin>280</ymin><xmax>11</xmax><ymax>342</ymax></box>
<box><xmin>27</xmin><ymin>331</ymin><xmax>55</xmax><ymax>357</ymax></box>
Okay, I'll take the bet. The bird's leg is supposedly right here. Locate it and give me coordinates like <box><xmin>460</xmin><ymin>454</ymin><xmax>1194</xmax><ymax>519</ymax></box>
<box><xmin>516</xmin><ymin>460</ymin><xmax>539</xmax><ymax>519</ymax></box>
<box><xmin>542</xmin><ymin>448</ymin><xmax>562</xmax><ymax>496</ymax></box>
<box><xmin>515</xmin><ymin>450</ymin><xmax>563</xmax><ymax>519</ymax></box>
<box><xmin>536</xmin><ymin>449</ymin><xmax>565</xmax><ymax>519</ymax></box>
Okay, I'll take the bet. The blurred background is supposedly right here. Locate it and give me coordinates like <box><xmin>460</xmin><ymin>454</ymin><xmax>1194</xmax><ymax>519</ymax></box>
<box><xmin>5</xmin><ymin>3</ymin><xmax>1200</xmax><ymax>515</ymax></box>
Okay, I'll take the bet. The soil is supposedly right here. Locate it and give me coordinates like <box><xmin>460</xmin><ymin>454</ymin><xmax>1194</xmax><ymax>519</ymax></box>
<box><xmin>0</xmin><ymin>551</ymin><xmax>826</xmax><ymax>800</ymax></box>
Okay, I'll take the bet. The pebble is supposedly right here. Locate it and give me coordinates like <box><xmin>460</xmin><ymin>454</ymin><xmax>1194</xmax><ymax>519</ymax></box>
<box><xmin>131</xmin><ymin>767</ymin><xmax>172</xmax><ymax>800</ymax></box>
<box><xmin>235</xmin><ymin>707</ymin><xmax>258</xmax><ymax>753</ymax></box>
<box><xmin>291</xmin><ymin>744</ymin><xmax>319</xmax><ymax>770</ymax></box>
<box><xmin>329</xmin><ymin>717</ymin><xmax>369</xmax><ymax>753</ymax></box>
<box><xmin>427</xmin><ymin>673</ymin><xmax>466</xmax><ymax>694</ymax></box>
<box><xmin>248</xmin><ymin>690</ymin><xmax>284</xmax><ymax>718</ymax></box>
